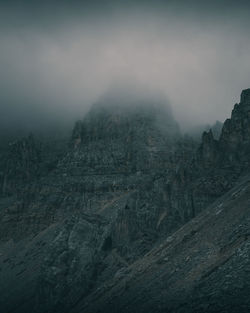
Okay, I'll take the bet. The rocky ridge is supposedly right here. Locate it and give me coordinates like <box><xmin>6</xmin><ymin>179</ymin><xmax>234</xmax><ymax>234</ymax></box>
<box><xmin>73</xmin><ymin>173</ymin><xmax>250</xmax><ymax>313</ymax></box>
<box><xmin>0</xmin><ymin>88</ymin><xmax>249</xmax><ymax>312</ymax></box>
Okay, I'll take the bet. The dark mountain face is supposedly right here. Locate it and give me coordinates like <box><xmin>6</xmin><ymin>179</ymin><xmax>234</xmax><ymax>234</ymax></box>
<box><xmin>0</xmin><ymin>89</ymin><xmax>249</xmax><ymax>313</ymax></box>
<box><xmin>220</xmin><ymin>89</ymin><xmax>250</xmax><ymax>166</ymax></box>
<box><xmin>73</xmin><ymin>174</ymin><xmax>250</xmax><ymax>313</ymax></box>
<box><xmin>70</xmin><ymin>93</ymin><xmax>180</xmax><ymax>173</ymax></box>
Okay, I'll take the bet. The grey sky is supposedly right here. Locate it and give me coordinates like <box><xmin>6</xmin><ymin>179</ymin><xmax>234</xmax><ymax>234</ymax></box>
<box><xmin>0</xmin><ymin>0</ymin><xmax>250</xmax><ymax>134</ymax></box>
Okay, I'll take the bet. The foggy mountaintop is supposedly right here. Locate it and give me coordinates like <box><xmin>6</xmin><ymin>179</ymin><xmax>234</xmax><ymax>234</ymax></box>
<box><xmin>1</xmin><ymin>2</ymin><xmax>250</xmax><ymax>313</ymax></box>
<box><xmin>94</xmin><ymin>79</ymin><xmax>173</xmax><ymax>111</ymax></box>
<box><xmin>1</xmin><ymin>0</ymin><xmax>250</xmax><ymax>135</ymax></box>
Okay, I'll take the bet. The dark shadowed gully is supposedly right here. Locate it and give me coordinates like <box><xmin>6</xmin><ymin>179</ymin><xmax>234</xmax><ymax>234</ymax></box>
<box><xmin>0</xmin><ymin>88</ymin><xmax>250</xmax><ymax>313</ymax></box>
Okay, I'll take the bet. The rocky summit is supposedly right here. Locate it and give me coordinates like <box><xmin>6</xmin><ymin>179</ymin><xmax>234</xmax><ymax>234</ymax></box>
<box><xmin>0</xmin><ymin>89</ymin><xmax>250</xmax><ymax>313</ymax></box>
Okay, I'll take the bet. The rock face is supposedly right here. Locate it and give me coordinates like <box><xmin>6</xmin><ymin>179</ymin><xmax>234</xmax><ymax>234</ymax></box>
<box><xmin>0</xmin><ymin>134</ymin><xmax>41</xmax><ymax>195</ymax></box>
<box><xmin>0</xmin><ymin>88</ymin><xmax>249</xmax><ymax>313</ymax></box>
<box><xmin>181</xmin><ymin>89</ymin><xmax>250</xmax><ymax>216</ymax></box>
<box><xmin>220</xmin><ymin>89</ymin><xmax>250</xmax><ymax>168</ymax></box>
<box><xmin>73</xmin><ymin>174</ymin><xmax>250</xmax><ymax>313</ymax></box>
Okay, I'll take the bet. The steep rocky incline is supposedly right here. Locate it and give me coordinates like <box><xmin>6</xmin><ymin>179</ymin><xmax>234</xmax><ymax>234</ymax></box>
<box><xmin>0</xmin><ymin>89</ymin><xmax>249</xmax><ymax>313</ymax></box>
<box><xmin>180</xmin><ymin>88</ymin><xmax>250</xmax><ymax>215</ymax></box>
<box><xmin>0</xmin><ymin>94</ymin><xmax>195</xmax><ymax>313</ymax></box>
<box><xmin>75</xmin><ymin>174</ymin><xmax>250</xmax><ymax>313</ymax></box>
<box><xmin>220</xmin><ymin>88</ymin><xmax>250</xmax><ymax>168</ymax></box>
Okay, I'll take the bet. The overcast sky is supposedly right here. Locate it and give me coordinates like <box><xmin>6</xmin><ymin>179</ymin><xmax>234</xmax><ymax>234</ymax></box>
<box><xmin>0</xmin><ymin>0</ymin><xmax>250</xmax><ymax>134</ymax></box>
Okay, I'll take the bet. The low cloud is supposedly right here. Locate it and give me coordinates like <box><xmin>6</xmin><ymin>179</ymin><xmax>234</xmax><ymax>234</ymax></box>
<box><xmin>0</xmin><ymin>0</ymin><xmax>250</xmax><ymax>135</ymax></box>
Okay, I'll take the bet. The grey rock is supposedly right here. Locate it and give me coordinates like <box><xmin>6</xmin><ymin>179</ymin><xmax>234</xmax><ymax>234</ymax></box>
<box><xmin>0</xmin><ymin>88</ymin><xmax>249</xmax><ymax>313</ymax></box>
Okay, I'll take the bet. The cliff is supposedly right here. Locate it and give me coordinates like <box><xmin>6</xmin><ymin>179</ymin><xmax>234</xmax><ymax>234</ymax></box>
<box><xmin>0</xmin><ymin>89</ymin><xmax>249</xmax><ymax>313</ymax></box>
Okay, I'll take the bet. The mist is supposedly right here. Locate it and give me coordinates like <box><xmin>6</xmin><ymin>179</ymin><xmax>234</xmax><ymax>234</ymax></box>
<box><xmin>1</xmin><ymin>0</ymin><xmax>250</xmax><ymax>136</ymax></box>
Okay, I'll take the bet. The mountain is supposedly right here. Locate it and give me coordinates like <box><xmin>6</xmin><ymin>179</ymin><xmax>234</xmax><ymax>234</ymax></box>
<box><xmin>0</xmin><ymin>88</ymin><xmax>249</xmax><ymax>313</ymax></box>
<box><xmin>73</xmin><ymin>174</ymin><xmax>250</xmax><ymax>313</ymax></box>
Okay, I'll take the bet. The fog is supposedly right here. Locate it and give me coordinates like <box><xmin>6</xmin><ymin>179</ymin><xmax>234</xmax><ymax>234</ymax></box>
<box><xmin>1</xmin><ymin>0</ymin><xmax>250</xmax><ymax>136</ymax></box>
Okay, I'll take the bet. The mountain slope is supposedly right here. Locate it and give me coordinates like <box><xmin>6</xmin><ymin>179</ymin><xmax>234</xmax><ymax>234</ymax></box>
<box><xmin>0</xmin><ymin>93</ymin><xmax>191</xmax><ymax>313</ymax></box>
<box><xmin>74</xmin><ymin>174</ymin><xmax>250</xmax><ymax>313</ymax></box>
<box><xmin>0</xmin><ymin>88</ymin><xmax>249</xmax><ymax>313</ymax></box>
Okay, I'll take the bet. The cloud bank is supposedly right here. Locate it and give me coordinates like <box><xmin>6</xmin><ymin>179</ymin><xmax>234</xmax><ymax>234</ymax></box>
<box><xmin>0</xmin><ymin>0</ymin><xmax>250</xmax><ymax>135</ymax></box>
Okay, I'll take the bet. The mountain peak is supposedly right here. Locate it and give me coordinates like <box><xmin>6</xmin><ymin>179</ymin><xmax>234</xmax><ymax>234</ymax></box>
<box><xmin>71</xmin><ymin>87</ymin><xmax>180</xmax><ymax>149</ymax></box>
<box><xmin>240</xmin><ymin>88</ymin><xmax>250</xmax><ymax>104</ymax></box>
